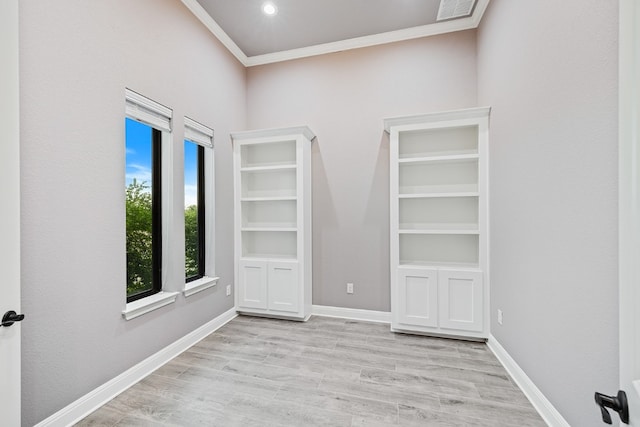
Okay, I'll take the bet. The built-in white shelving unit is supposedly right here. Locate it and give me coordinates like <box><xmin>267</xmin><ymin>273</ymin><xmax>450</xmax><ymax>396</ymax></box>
<box><xmin>232</xmin><ymin>126</ymin><xmax>315</xmax><ymax>320</ymax></box>
<box><xmin>385</xmin><ymin>107</ymin><xmax>490</xmax><ymax>339</ymax></box>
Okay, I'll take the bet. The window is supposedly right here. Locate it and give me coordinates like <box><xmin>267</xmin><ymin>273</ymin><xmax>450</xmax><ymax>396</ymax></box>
<box><xmin>125</xmin><ymin>89</ymin><xmax>172</xmax><ymax>304</ymax></box>
<box><xmin>184</xmin><ymin>140</ymin><xmax>205</xmax><ymax>282</ymax></box>
<box><xmin>183</xmin><ymin>117</ymin><xmax>217</xmax><ymax>296</ymax></box>
<box><xmin>125</xmin><ymin>119</ymin><xmax>161</xmax><ymax>301</ymax></box>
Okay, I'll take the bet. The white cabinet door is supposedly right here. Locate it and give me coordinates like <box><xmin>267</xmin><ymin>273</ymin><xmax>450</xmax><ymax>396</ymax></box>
<box><xmin>238</xmin><ymin>260</ymin><xmax>268</xmax><ymax>309</ymax></box>
<box><xmin>397</xmin><ymin>268</ymin><xmax>439</xmax><ymax>328</ymax></box>
<box><xmin>438</xmin><ymin>269</ymin><xmax>483</xmax><ymax>332</ymax></box>
<box><xmin>268</xmin><ymin>261</ymin><xmax>299</xmax><ymax>313</ymax></box>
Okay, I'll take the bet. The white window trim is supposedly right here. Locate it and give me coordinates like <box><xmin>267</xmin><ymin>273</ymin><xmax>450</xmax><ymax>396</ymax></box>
<box><xmin>183</xmin><ymin>276</ymin><xmax>219</xmax><ymax>297</ymax></box>
<box><xmin>124</xmin><ymin>90</ymin><xmax>174</xmax><ymax>316</ymax></box>
<box><xmin>184</xmin><ymin>116</ymin><xmax>214</xmax><ymax>148</ymax></box>
<box><xmin>183</xmin><ymin>117</ymin><xmax>216</xmax><ymax>296</ymax></box>
<box><xmin>125</xmin><ymin>88</ymin><xmax>172</xmax><ymax>132</ymax></box>
<box><xmin>161</xmin><ymin>131</ymin><xmax>174</xmax><ymax>292</ymax></box>
<box><xmin>122</xmin><ymin>291</ymin><xmax>179</xmax><ymax>320</ymax></box>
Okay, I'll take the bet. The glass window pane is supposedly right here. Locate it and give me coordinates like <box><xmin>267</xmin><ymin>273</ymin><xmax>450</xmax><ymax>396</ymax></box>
<box><xmin>185</xmin><ymin>140</ymin><xmax>202</xmax><ymax>280</ymax></box>
<box><xmin>125</xmin><ymin>118</ymin><xmax>155</xmax><ymax>297</ymax></box>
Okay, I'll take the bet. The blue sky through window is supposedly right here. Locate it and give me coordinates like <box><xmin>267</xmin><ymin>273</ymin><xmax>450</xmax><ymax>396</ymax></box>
<box><xmin>184</xmin><ymin>140</ymin><xmax>199</xmax><ymax>208</ymax></box>
<box><xmin>125</xmin><ymin>118</ymin><xmax>152</xmax><ymax>188</ymax></box>
<box><xmin>125</xmin><ymin>118</ymin><xmax>198</xmax><ymax>207</ymax></box>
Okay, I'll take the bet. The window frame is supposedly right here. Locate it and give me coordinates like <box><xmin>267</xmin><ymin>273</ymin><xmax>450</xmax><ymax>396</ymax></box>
<box><xmin>185</xmin><ymin>141</ymin><xmax>206</xmax><ymax>283</ymax></box>
<box><xmin>183</xmin><ymin>117</ymin><xmax>218</xmax><ymax>297</ymax></box>
<box><xmin>125</xmin><ymin>123</ymin><xmax>163</xmax><ymax>303</ymax></box>
<box><xmin>123</xmin><ymin>89</ymin><xmax>176</xmax><ymax>311</ymax></box>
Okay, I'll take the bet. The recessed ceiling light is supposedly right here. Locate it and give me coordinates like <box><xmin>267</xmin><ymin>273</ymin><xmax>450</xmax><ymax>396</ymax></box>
<box><xmin>262</xmin><ymin>2</ymin><xmax>278</xmax><ymax>16</ymax></box>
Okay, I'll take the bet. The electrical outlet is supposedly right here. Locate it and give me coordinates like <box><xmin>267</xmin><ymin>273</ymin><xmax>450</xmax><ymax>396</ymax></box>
<box><xmin>347</xmin><ymin>282</ymin><xmax>354</xmax><ymax>294</ymax></box>
<box><xmin>226</xmin><ymin>285</ymin><xmax>231</xmax><ymax>296</ymax></box>
<box><xmin>497</xmin><ymin>309</ymin><xmax>503</xmax><ymax>325</ymax></box>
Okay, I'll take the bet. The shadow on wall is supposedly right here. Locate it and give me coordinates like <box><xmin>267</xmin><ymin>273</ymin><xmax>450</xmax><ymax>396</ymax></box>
<box><xmin>360</xmin><ymin>132</ymin><xmax>391</xmax><ymax>311</ymax></box>
<box><xmin>311</xmin><ymin>138</ymin><xmax>339</xmax><ymax>305</ymax></box>
<box><xmin>310</xmin><ymin>131</ymin><xmax>391</xmax><ymax>312</ymax></box>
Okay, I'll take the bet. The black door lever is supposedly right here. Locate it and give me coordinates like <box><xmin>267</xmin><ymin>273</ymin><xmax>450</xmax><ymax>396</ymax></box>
<box><xmin>1</xmin><ymin>310</ymin><xmax>25</xmax><ymax>327</ymax></box>
<box><xmin>595</xmin><ymin>390</ymin><xmax>629</xmax><ymax>424</ymax></box>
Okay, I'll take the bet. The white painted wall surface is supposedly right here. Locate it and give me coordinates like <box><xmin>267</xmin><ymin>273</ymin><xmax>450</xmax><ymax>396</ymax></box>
<box><xmin>247</xmin><ymin>32</ymin><xmax>478</xmax><ymax>311</ymax></box>
<box><xmin>19</xmin><ymin>1</ymin><xmax>245</xmax><ymax>424</ymax></box>
<box><xmin>477</xmin><ymin>1</ymin><xmax>619</xmax><ymax>425</ymax></box>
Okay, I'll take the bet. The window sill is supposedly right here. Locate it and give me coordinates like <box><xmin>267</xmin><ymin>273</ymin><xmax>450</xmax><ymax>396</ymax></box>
<box><xmin>122</xmin><ymin>291</ymin><xmax>179</xmax><ymax>321</ymax></box>
<box><xmin>183</xmin><ymin>276</ymin><xmax>219</xmax><ymax>297</ymax></box>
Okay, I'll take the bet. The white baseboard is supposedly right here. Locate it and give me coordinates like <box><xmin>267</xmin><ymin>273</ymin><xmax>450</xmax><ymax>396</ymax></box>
<box><xmin>311</xmin><ymin>304</ymin><xmax>391</xmax><ymax>324</ymax></box>
<box><xmin>37</xmin><ymin>308</ymin><xmax>563</xmax><ymax>427</ymax></box>
<box><xmin>487</xmin><ymin>335</ymin><xmax>570</xmax><ymax>427</ymax></box>
<box><xmin>35</xmin><ymin>307</ymin><xmax>237</xmax><ymax>427</ymax></box>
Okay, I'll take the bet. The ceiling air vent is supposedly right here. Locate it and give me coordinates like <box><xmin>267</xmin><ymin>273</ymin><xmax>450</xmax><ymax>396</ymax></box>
<box><xmin>436</xmin><ymin>0</ymin><xmax>476</xmax><ymax>21</ymax></box>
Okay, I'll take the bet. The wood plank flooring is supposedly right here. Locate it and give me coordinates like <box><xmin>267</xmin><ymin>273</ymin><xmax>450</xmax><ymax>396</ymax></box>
<box><xmin>75</xmin><ymin>315</ymin><xmax>546</xmax><ymax>426</ymax></box>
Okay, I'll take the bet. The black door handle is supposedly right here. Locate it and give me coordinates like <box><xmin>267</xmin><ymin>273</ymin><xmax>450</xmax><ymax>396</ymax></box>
<box><xmin>1</xmin><ymin>310</ymin><xmax>25</xmax><ymax>327</ymax></box>
<box><xmin>595</xmin><ymin>390</ymin><xmax>629</xmax><ymax>424</ymax></box>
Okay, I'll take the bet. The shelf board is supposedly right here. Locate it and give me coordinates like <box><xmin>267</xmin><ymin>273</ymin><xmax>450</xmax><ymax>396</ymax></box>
<box><xmin>399</xmin><ymin>230</ymin><xmax>480</xmax><ymax>235</ymax></box>
<box><xmin>398</xmin><ymin>153</ymin><xmax>479</xmax><ymax>165</ymax></box>
<box><xmin>240</xmin><ymin>164</ymin><xmax>297</xmax><ymax>172</ymax></box>
<box><xmin>399</xmin><ymin>222</ymin><xmax>478</xmax><ymax>230</ymax></box>
<box><xmin>399</xmin><ymin>184</ymin><xmax>478</xmax><ymax>196</ymax></box>
<box><xmin>242</xmin><ymin>227</ymin><xmax>298</xmax><ymax>232</ymax></box>
<box><xmin>399</xmin><ymin>192</ymin><xmax>479</xmax><ymax>199</ymax></box>
<box><xmin>241</xmin><ymin>196</ymin><xmax>297</xmax><ymax>202</ymax></box>
<box><xmin>399</xmin><ymin>260</ymin><xmax>480</xmax><ymax>269</ymax></box>
<box><xmin>399</xmin><ymin>223</ymin><xmax>479</xmax><ymax>234</ymax></box>
<box><xmin>398</xmin><ymin>149</ymin><xmax>478</xmax><ymax>160</ymax></box>
<box><xmin>241</xmin><ymin>254</ymin><xmax>298</xmax><ymax>262</ymax></box>
<box><xmin>242</xmin><ymin>221</ymin><xmax>297</xmax><ymax>228</ymax></box>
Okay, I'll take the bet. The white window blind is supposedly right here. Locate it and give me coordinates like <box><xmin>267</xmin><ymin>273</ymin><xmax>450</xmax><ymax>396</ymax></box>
<box><xmin>125</xmin><ymin>89</ymin><xmax>172</xmax><ymax>132</ymax></box>
<box><xmin>184</xmin><ymin>116</ymin><xmax>214</xmax><ymax>148</ymax></box>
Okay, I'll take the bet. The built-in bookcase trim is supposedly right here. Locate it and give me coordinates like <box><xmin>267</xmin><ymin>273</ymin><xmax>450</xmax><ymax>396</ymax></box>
<box><xmin>386</xmin><ymin>106</ymin><xmax>490</xmax><ymax>339</ymax></box>
<box><xmin>232</xmin><ymin>126</ymin><xmax>315</xmax><ymax>320</ymax></box>
<box><xmin>231</xmin><ymin>125</ymin><xmax>316</xmax><ymax>142</ymax></box>
<box><xmin>384</xmin><ymin>107</ymin><xmax>491</xmax><ymax>132</ymax></box>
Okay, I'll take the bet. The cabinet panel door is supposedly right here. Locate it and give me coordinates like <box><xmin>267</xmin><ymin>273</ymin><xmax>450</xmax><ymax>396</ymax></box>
<box><xmin>397</xmin><ymin>268</ymin><xmax>439</xmax><ymax>328</ymax></box>
<box><xmin>438</xmin><ymin>269</ymin><xmax>483</xmax><ymax>332</ymax></box>
<box><xmin>267</xmin><ymin>261</ymin><xmax>299</xmax><ymax>313</ymax></box>
<box><xmin>238</xmin><ymin>260</ymin><xmax>268</xmax><ymax>309</ymax></box>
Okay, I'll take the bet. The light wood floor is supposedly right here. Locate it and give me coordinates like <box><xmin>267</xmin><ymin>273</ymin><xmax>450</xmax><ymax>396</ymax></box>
<box><xmin>76</xmin><ymin>315</ymin><xmax>546</xmax><ymax>426</ymax></box>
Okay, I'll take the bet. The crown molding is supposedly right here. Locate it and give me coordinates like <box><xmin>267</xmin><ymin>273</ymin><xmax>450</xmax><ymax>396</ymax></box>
<box><xmin>180</xmin><ymin>0</ymin><xmax>248</xmax><ymax>65</ymax></box>
<box><xmin>472</xmin><ymin>0</ymin><xmax>491</xmax><ymax>28</ymax></box>
<box><xmin>182</xmin><ymin>0</ymin><xmax>490</xmax><ymax>68</ymax></box>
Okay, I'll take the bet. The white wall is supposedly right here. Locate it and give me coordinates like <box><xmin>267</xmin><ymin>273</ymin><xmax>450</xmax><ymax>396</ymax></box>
<box><xmin>477</xmin><ymin>1</ymin><xmax>619</xmax><ymax>425</ymax></box>
<box><xmin>247</xmin><ymin>31</ymin><xmax>478</xmax><ymax>311</ymax></box>
<box><xmin>19</xmin><ymin>1</ymin><xmax>245</xmax><ymax>424</ymax></box>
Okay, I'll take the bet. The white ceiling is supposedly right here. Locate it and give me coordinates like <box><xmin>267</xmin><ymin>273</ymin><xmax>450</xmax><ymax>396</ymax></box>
<box><xmin>180</xmin><ymin>0</ymin><xmax>490</xmax><ymax>67</ymax></box>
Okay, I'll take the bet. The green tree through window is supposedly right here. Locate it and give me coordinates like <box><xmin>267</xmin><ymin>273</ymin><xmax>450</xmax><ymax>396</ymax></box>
<box><xmin>184</xmin><ymin>140</ymin><xmax>205</xmax><ymax>281</ymax></box>
<box><xmin>125</xmin><ymin>117</ymin><xmax>161</xmax><ymax>301</ymax></box>
<box><xmin>184</xmin><ymin>204</ymin><xmax>199</xmax><ymax>277</ymax></box>
<box><xmin>126</xmin><ymin>180</ymin><xmax>153</xmax><ymax>294</ymax></box>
